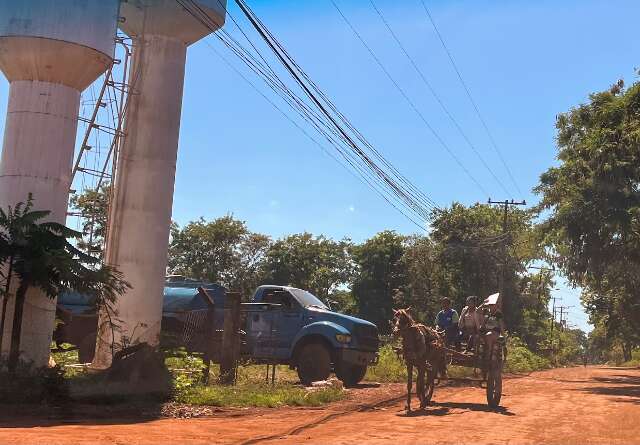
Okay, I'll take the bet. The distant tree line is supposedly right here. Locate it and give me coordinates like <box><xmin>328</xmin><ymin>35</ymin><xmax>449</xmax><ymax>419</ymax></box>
<box><xmin>164</xmin><ymin>204</ymin><xmax>588</xmax><ymax>360</ymax></box>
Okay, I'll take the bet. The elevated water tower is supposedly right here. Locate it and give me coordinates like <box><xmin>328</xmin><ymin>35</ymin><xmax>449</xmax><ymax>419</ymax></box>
<box><xmin>0</xmin><ymin>0</ymin><xmax>120</xmax><ymax>366</ymax></box>
<box><xmin>94</xmin><ymin>0</ymin><xmax>226</xmax><ymax>367</ymax></box>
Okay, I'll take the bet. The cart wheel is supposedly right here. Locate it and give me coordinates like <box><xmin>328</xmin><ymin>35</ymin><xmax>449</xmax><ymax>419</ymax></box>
<box><xmin>486</xmin><ymin>367</ymin><xmax>502</xmax><ymax>407</ymax></box>
<box><xmin>486</xmin><ymin>345</ymin><xmax>503</xmax><ymax>408</ymax></box>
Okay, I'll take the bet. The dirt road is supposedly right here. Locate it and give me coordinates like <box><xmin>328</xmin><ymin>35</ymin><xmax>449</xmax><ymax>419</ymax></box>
<box><xmin>2</xmin><ymin>366</ymin><xmax>639</xmax><ymax>445</ymax></box>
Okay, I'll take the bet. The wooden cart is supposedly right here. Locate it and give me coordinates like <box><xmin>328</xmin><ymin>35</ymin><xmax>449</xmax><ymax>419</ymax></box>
<box><xmin>435</xmin><ymin>337</ymin><xmax>506</xmax><ymax>407</ymax></box>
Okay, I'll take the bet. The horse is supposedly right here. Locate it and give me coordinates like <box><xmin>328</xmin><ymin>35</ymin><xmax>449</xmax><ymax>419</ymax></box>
<box><xmin>392</xmin><ymin>308</ymin><xmax>446</xmax><ymax>413</ymax></box>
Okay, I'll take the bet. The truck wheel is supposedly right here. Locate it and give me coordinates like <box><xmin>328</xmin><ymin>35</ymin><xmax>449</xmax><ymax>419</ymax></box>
<box><xmin>336</xmin><ymin>363</ymin><xmax>367</xmax><ymax>387</ymax></box>
<box><xmin>297</xmin><ymin>343</ymin><xmax>331</xmax><ymax>385</ymax></box>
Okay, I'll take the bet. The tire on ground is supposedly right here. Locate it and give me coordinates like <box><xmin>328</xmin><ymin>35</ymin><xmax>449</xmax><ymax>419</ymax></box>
<box><xmin>297</xmin><ymin>342</ymin><xmax>332</xmax><ymax>385</ymax></box>
<box><xmin>336</xmin><ymin>362</ymin><xmax>367</xmax><ymax>387</ymax></box>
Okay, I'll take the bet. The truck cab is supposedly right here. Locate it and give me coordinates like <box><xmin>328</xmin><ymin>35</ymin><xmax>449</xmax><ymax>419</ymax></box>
<box><xmin>247</xmin><ymin>285</ymin><xmax>378</xmax><ymax>386</ymax></box>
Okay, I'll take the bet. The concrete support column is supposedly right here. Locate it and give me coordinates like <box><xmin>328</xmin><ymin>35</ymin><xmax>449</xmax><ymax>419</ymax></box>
<box><xmin>0</xmin><ymin>80</ymin><xmax>80</xmax><ymax>364</ymax></box>
<box><xmin>94</xmin><ymin>35</ymin><xmax>187</xmax><ymax>367</ymax></box>
<box><xmin>0</xmin><ymin>81</ymin><xmax>80</xmax><ymax>220</ymax></box>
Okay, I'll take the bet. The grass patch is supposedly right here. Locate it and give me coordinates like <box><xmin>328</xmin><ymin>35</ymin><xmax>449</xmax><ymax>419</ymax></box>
<box><xmin>51</xmin><ymin>343</ymin><xmax>84</xmax><ymax>378</ymax></box>
<box><xmin>176</xmin><ymin>383</ymin><xmax>344</xmax><ymax>408</ymax></box>
<box><xmin>165</xmin><ymin>348</ymin><xmax>340</xmax><ymax>408</ymax></box>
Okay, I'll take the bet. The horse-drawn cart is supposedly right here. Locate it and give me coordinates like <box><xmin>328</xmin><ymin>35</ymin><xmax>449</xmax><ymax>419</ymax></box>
<box><xmin>393</xmin><ymin>293</ymin><xmax>506</xmax><ymax>412</ymax></box>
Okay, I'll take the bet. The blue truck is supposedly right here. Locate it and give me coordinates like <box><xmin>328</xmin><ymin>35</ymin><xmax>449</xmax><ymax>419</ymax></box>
<box><xmin>55</xmin><ymin>277</ymin><xmax>379</xmax><ymax>386</ymax></box>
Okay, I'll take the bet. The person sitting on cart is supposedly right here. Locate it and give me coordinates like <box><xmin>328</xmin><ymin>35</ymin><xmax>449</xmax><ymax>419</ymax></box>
<box><xmin>482</xmin><ymin>304</ymin><xmax>506</xmax><ymax>359</ymax></box>
<box><xmin>435</xmin><ymin>297</ymin><xmax>459</xmax><ymax>346</ymax></box>
<box><xmin>458</xmin><ymin>296</ymin><xmax>483</xmax><ymax>351</ymax></box>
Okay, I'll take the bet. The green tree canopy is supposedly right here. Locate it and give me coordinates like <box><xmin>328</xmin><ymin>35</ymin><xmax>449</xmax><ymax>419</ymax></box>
<box><xmin>168</xmin><ymin>216</ymin><xmax>271</xmax><ymax>298</ymax></box>
<box><xmin>429</xmin><ymin>203</ymin><xmax>538</xmax><ymax>330</ymax></box>
<box><xmin>535</xmin><ymin>79</ymin><xmax>640</xmax><ymax>354</ymax></box>
<box><xmin>261</xmin><ymin>233</ymin><xmax>353</xmax><ymax>301</ymax></box>
<box><xmin>69</xmin><ymin>184</ymin><xmax>110</xmax><ymax>256</ymax></box>
<box><xmin>352</xmin><ymin>231</ymin><xmax>406</xmax><ymax>334</ymax></box>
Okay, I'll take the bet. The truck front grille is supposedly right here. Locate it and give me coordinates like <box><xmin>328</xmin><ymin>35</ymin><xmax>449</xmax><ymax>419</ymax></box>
<box><xmin>355</xmin><ymin>325</ymin><xmax>379</xmax><ymax>351</ymax></box>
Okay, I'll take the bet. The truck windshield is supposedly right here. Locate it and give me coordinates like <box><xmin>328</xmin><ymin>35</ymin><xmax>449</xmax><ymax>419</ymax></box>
<box><xmin>290</xmin><ymin>289</ymin><xmax>328</xmax><ymax>309</ymax></box>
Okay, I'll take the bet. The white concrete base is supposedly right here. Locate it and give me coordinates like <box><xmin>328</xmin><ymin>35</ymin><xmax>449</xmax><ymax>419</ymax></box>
<box><xmin>93</xmin><ymin>35</ymin><xmax>188</xmax><ymax>368</ymax></box>
<box><xmin>0</xmin><ymin>80</ymin><xmax>80</xmax><ymax>367</ymax></box>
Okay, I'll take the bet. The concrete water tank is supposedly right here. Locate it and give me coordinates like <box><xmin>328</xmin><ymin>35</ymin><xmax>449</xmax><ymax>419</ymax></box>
<box><xmin>0</xmin><ymin>0</ymin><xmax>120</xmax><ymax>367</ymax></box>
<box><xmin>94</xmin><ymin>0</ymin><xmax>226</xmax><ymax>367</ymax></box>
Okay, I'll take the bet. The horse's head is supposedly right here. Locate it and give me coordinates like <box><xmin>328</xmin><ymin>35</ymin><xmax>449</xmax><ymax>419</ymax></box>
<box><xmin>392</xmin><ymin>307</ymin><xmax>413</xmax><ymax>335</ymax></box>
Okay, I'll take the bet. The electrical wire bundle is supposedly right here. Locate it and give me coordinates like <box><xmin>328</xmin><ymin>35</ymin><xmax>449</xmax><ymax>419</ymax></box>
<box><xmin>174</xmin><ymin>0</ymin><xmax>441</xmax><ymax>228</ymax></box>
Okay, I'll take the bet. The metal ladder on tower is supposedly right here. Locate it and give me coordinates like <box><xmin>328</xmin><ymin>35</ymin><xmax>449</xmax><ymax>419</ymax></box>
<box><xmin>68</xmin><ymin>33</ymin><xmax>135</xmax><ymax>257</ymax></box>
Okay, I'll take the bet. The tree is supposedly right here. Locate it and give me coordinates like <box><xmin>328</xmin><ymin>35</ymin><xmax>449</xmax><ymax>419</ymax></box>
<box><xmin>395</xmin><ymin>235</ymin><xmax>441</xmax><ymax>323</ymax></box>
<box><xmin>261</xmin><ymin>233</ymin><xmax>353</xmax><ymax>301</ymax></box>
<box><xmin>168</xmin><ymin>216</ymin><xmax>271</xmax><ymax>298</ymax></box>
<box><xmin>351</xmin><ymin>231</ymin><xmax>406</xmax><ymax>334</ymax></box>
<box><xmin>429</xmin><ymin>203</ymin><xmax>537</xmax><ymax>330</ymax></box>
<box><xmin>69</xmin><ymin>184</ymin><xmax>111</xmax><ymax>256</ymax></box>
<box><xmin>0</xmin><ymin>196</ymin><xmax>130</xmax><ymax>372</ymax></box>
<box><xmin>535</xmin><ymin>79</ymin><xmax>640</xmax><ymax>344</ymax></box>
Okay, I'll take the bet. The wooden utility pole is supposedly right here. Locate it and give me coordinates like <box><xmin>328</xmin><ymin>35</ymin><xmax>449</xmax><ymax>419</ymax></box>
<box><xmin>488</xmin><ymin>199</ymin><xmax>526</xmax><ymax>323</ymax></box>
<box><xmin>550</xmin><ymin>296</ymin><xmax>561</xmax><ymax>339</ymax></box>
<box><xmin>220</xmin><ymin>292</ymin><xmax>241</xmax><ymax>385</ymax></box>
<box><xmin>529</xmin><ymin>265</ymin><xmax>555</xmax><ymax>303</ymax></box>
<box><xmin>555</xmin><ymin>305</ymin><xmax>573</xmax><ymax>354</ymax></box>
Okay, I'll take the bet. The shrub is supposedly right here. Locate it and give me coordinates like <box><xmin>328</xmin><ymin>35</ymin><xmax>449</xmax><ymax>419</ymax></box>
<box><xmin>365</xmin><ymin>344</ymin><xmax>406</xmax><ymax>382</ymax></box>
<box><xmin>504</xmin><ymin>337</ymin><xmax>551</xmax><ymax>373</ymax></box>
<box><xmin>621</xmin><ymin>349</ymin><xmax>640</xmax><ymax>367</ymax></box>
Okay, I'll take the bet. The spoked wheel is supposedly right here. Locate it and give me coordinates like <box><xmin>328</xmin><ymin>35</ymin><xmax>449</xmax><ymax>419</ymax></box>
<box><xmin>486</xmin><ymin>367</ymin><xmax>502</xmax><ymax>407</ymax></box>
<box><xmin>486</xmin><ymin>344</ymin><xmax>503</xmax><ymax>408</ymax></box>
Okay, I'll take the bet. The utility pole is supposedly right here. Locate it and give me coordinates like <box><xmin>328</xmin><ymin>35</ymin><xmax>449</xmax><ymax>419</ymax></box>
<box><xmin>550</xmin><ymin>295</ymin><xmax>561</xmax><ymax>358</ymax></box>
<box><xmin>488</xmin><ymin>199</ymin><xmax>527</xmax><ymax>324</ymax></box>
<box><xmin>556</xmin><ymin>305</ymin><xmax>573</xmax><ymax>353</ymax></box>
<box><xmin>529</xmin><ymin>265</ymin><xmax>555</xmax><ymax>303</ymax></box>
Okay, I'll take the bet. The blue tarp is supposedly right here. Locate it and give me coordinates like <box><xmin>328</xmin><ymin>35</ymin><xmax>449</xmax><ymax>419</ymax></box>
<box><xmin>58</xmin><ymin>281</ymin><xmax>227</xmax><ymax>315</ymax></box>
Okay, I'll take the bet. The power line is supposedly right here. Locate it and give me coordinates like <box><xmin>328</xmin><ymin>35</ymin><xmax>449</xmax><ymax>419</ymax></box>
<box><xmin>367</xmin><ymin>0</ymin><xmax>512</xmax><ymax>197</ymax></box>
<box><xmin>235</xmin><ymin>0</ymin><xmax>440</xmax><ymax>213</ymax></box>
<box><xmin>206</xmin><ymin>41</ymin><xmax>427</xmax><ymax>229</ymax></box>
<box><xmin>328</xmin><ymin>0</ymin><xmax>490</xmax><ymax>198</ymax></box>
<box><xmin>419</xmin><ymin>0</ymin><xmax>523</xmax><ymax>196</ymax></box>
<box><xmin>174</xmin><ymin>0</ymin><xmax>440</xmax><ymax>227</ymax></box>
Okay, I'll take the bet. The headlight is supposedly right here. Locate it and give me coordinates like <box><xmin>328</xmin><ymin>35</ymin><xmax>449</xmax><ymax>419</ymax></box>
<box><xmin>335</xmin><ymin>334</ymin><xmax>352</xmax><ymax>344</ymax></box>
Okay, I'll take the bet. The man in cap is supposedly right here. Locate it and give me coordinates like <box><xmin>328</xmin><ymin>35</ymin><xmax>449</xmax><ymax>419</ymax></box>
<box><xmin>434</xmin><ymin>297</ymin><xmax>459</xmax><ymax>346</ymax></box>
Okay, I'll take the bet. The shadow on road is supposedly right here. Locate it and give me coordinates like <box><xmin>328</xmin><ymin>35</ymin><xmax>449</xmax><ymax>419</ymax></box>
<box><xmin>399</xmin><ymin>407</ymin><xmax>451</xmax><ymax>417</ymax></box>
<box><xmin>0</xmin><ymin>403</ymin><xmax>165</xmax><ymax>429</ymax></box>
<box><xmin>396</xmin><ymin>401</ymin><xmax>514</xmax><ymax>417</ymax></box>
<box><xmin>347</xmin><ymin>383</ymin><xmax>381</xmax><ymax>389</ymax></box>
<box><xmin>577</xmin><ymin>374</ymin><xmax>640</xmax><ymax>405</ymax></box>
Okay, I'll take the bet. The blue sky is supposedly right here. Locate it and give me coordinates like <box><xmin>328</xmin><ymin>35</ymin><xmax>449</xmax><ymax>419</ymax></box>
<box><xmin>2</xmin><ymin>0</ymin><xmax>638</xmax><ymax>331</ymax></box>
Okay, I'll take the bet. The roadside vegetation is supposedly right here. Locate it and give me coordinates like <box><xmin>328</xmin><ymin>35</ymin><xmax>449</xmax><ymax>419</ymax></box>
<box><xmin>43</xmin><ymin>346</ymin><xmax>344</xmax><ymax>409</ymax></box>
<box><xmin>366</xmin><ymin>340</ymin><xmax>552</xmax><ymax>384</ymax></box>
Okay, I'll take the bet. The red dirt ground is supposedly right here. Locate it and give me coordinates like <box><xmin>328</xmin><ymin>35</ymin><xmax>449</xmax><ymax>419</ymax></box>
<box><xmin>2</xmin><ymin>366</ymin><xmax>639</xmax><ymax>445</ymax></box>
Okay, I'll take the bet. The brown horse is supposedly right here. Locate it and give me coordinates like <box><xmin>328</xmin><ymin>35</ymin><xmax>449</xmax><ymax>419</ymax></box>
<box><xmin>393</xmin><ymin>308</ymin><xmax>445</xmax><ymax>412</ymax></box>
